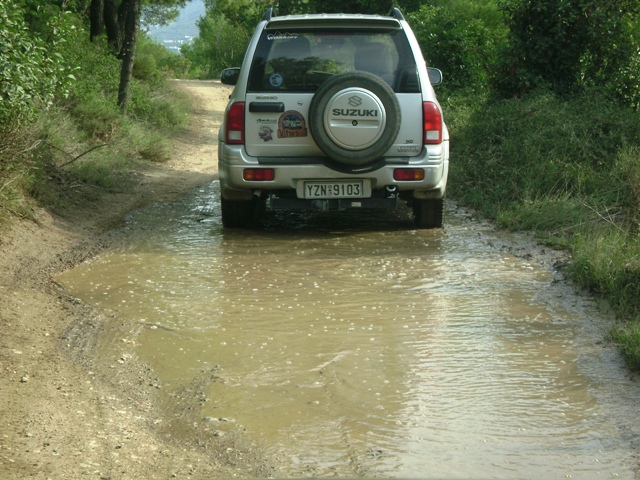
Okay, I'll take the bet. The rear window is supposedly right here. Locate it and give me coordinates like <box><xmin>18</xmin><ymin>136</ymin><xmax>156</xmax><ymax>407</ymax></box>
<box><xmin>247</xmin><ymin>29</ymin><xmax>420</xmax><ymax>94</ymax></box>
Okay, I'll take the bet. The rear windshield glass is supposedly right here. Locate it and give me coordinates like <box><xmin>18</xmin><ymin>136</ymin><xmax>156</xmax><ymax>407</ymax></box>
<box><xmin>247</xmin><ymin>28</ymin><xmax>420</xmax><ymax>94</ymax></box>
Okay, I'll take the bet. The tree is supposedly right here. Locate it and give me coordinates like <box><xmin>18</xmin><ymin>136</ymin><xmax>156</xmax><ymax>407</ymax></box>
<box><xmin>89</xmin><ymin>0</ymin><xmax>186</xmax><ymax>112</ymax></box>
<box><xmin>182</xmin><ymin>13</ymin><xmax>247</xmax><ymax>77</ymax></box>
<box><xmin>117</xmin><ymin>0</ymin><xmax>140</xmax><ymax>109</ymax></box>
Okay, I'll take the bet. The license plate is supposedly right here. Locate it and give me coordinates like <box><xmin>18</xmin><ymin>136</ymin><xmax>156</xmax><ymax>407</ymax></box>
<box><xmin>304</xmin><ymin>181</ymin><xmax>364</xmax><ymax>199</ymax></box>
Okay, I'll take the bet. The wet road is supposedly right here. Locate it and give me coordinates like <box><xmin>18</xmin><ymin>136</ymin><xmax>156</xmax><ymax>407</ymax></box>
<box><xmin>57</xmin><ymin>181</ymin><xmax>640</xmax><ymax>479</ymax></box>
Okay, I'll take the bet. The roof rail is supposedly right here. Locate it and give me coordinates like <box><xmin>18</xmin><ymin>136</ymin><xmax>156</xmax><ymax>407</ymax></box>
<box><xmin>390</xmin><ymin>7</ymin><xmax>404</xmax><ymax>21</ymax></box>
<box><xmin>262</xmin><ymin>7</ymin><xmax>275</xmax><ymax>21</ymax></box>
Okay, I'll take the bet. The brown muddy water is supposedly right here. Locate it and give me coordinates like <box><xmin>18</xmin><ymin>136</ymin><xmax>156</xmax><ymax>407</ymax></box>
<box><xmin>57</xmin><ymin>181</ymin><xmax>640</xmax><ymax>479</ymax></box>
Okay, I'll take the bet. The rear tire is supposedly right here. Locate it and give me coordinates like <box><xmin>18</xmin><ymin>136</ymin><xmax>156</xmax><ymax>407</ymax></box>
<box><xmin>413</xmin><ymin>198</ymin><xmax>444</xmax><ymax>229</ymax></box>
<box><xmin>221</xmin><ymin>197</ymin><xmax>262</xmax><ymax>228</ymax></box>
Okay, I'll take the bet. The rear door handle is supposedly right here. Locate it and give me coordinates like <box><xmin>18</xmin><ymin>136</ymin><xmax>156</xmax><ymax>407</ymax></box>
<box><xmin>249</xmin><ymin>102</ymin><xmax>285</xmax><ymax>113</ymax></box>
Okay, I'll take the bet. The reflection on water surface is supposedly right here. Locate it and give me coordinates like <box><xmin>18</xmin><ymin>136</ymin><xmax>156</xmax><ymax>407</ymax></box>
<box><xmin>57</xmin><ymin>181</ymin><xmax>640</xmax><ymax>479</ymax></box>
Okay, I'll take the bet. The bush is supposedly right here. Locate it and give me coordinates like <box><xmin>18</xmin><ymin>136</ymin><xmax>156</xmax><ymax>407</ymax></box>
<box><xmin>0</xmin><ymin>0</ymin><xmax>78</xmax><ymax>222</ymax></box>
<box><xmin>0</xmin><ymin>0</ymin><xmax>75</xmax><ymax>129</ymax></box>
<box><xmin>408</xmin><ymin>4</ymin><xmax>502</xmax><ymax>96</ymax></box>
<box><xmin>133</xmin><ymin>34</ymin><xmax>191</xmax><ymax>82</ymax></box>
<box><xmin>494</xmin><ymin>0</ymin><xmax>640</xmax><ymax>105</ymax></box>
<box><xmin>451</xmin><ymin>90</ymin><xmax>640</xmax><ymax>215</ymax></box>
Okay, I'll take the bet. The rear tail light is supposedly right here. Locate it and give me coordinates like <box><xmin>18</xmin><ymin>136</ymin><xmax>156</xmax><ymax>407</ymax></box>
<box><xmin>225</xmin><ymin>102</ymin><xmax>245</xmax><ymax>144</ymax></box>
<box><xmin>423</xmin><ymin>101</ymin><xmax>442</xmax><ymax>144</ymax></box>
<box><xmin>243</xmin><ymin>168</ymin><xmax>275</xmax><ymax>181</ymax></box>
<box><xmin>393</xmin><ymin>168</ymin><xmax>425</xmax><ymax>181</ymax></box>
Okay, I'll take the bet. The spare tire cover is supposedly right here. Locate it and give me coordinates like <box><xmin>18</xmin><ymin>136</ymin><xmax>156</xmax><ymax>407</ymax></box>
<box><xmin>309</xmin><ymin>71</ymin><xmax>401</xmax><ymax>166</ymax></box>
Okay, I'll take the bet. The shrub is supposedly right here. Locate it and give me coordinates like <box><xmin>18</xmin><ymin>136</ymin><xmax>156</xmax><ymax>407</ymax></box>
<box><xmin>451</xmin><ymin>89</ymin><xmax>640</xmax><ymax>215</ymax></box>
<box><xmin>1</xmin><ymin>0</ymin><xmax>78</xmax><ymax>222</ymax></box>
<box><xmin>494</xmin><ymin>0</ymin><xmax>640</xmax><ymax>106</ymax></box>
<box><xmin>1</xmin><ymin>5</ymin><xmax>193</xmax><ymax>226</ymax></box>
<box><xmin>0</xmin><ymin>0</ymin><xmax>75</xmax><ymax>129</ymax></box>
<box><xmin>408</xmin><ymin>4</ymin><xmax>502</xmax><ymax>96</ymax></box>
<box><xmin>133</xmin><ymin>34</ymin><xmax>186</xmax><ymax>82</ymax></box>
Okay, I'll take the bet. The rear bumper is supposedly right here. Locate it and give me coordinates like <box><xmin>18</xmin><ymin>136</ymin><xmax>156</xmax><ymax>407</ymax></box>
<box><xmin>270</xmin><ymin>196</ymin><xmax>399</xmax><ymax>211</ymax></box>
<box><xmin>218</xmin><ymin>142</ymin><xmax>449</xmax><ymax>201</ymax></box>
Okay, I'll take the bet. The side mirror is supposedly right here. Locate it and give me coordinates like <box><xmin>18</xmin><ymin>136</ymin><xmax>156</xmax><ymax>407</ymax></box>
<box><xmin>427</xmin><ymin>67</ymin><xmax>443</xmax><ymax>86</ymax></box>
<box><xmin>220</xmin><ymin>67</ymin><xmax>241</xmax><ymax>86</ymax></box>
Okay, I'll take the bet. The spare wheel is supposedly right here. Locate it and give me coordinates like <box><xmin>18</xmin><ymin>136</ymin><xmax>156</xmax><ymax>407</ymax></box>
<box><xmin>309</xmin><ymin>71</ymin><xmax>401</xmax><ymax>167</ymax></box>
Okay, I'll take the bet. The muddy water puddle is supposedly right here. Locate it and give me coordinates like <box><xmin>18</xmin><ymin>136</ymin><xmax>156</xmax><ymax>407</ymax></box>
<box><xmin>57</xmin><ymin>182</ymin><xmax>640</xmax><ymax>479</ymax></box>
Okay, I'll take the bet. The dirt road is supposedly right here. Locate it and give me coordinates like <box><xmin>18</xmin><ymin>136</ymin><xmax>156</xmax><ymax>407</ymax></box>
<box><xmin>0</xmin><ymin>80</ymin><xmax>279</xmax><ymax>479</ymax></box>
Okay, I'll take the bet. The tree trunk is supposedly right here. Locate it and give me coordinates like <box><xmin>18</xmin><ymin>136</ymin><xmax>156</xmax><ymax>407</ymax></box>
<box><xmin>89</xmin><ymin>0</ymin><xmax>104</xmax><ymax>41</ymax></box>
<box><xmin>117</xmin><ymin>0</ymin><xmax>140</xmax><ymax>113</ymax></box>
<box><xmin>89</xmin><ymin>0</ymin><xmax>124</xmax><ymax>54</ymax></box>
<box><xmin>89</xmin><ymin>0</ymin><xmax>142</xmax><ymax>112</ymax></box>
<box><xmin>104</xmin><ymin>0</ymin><xmax>125</xmax><ymax>54</ymax></box>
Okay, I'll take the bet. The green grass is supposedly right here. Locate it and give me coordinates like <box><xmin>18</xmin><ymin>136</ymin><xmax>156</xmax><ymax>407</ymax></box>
<box><xmin>613</xmin><ymin>324</ymin><xmax>640</xmax><ymax>368</ymax></box>
<box><xmin>0</xmin><ymin>124</ymin><xmax>40</xmax><ymax>222</ymax></box>
<box><xmin>570</xmin><ymin>225</ymin><xmax>640</xmax><ymax>304</ymax></box>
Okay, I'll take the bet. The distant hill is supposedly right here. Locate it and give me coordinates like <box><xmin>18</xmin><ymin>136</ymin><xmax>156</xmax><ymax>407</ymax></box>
<box><xmin>145</xmin><ymin>0</ymin><xmax>205</xmax><ymax>53</ymax></box>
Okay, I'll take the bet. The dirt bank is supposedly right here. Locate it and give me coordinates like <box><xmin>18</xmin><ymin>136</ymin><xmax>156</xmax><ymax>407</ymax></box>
<box><xmin>0</xmin><ymin>80</ymin><xmax>280</xmax><ymax>479</ymax></box>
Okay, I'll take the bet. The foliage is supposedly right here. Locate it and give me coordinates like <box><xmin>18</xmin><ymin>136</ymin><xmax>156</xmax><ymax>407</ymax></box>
<box><xmin>450</xmin><ymin>89</ymin><xmax>640</xmax><ymax>215</ymax></box>
<box><xmin>421</xmin><ymin>0</ymin><xmax>504</xmax><ymax>30</ymax></box>
<box><xmin>1</xmin><ymin>0</ymin><xmax>192</xmax><ymax>225</ymax></box>
<box><xmin>182</xmin><ymin>13</ymin><xmax>248</xmax><ymax>77</ymax></box>
<box><xmin>134</xmin><ymin>33</ymin><xmax>191</xmax><ymax>81</ymax></box>
<box><xmin>0</xmin><ymin>0</ymin><xmax>77</xmax><ymax>129</ymax></box>
<box><xmin>1</xmin><ymin>0</ymin><xmax>80</xmax><ymax>221</ymax></box>
<box><xmin>202</xmin><ymin>0</ymin><xmax>270</xmax><ymax>36</ymax></box>
<box><xmin>408</xmin><ymin>4</ymin><xmax>504</xmax><ymax>96</ymax></box>
<box><xmin>60</xmin><ymin>36</ymin><xmax>122</xmax><ymax>141</ymax></box>
<box><xmin>129</xmin><ymin>76</ymin><xmax>188</xmax><ymax>128</ymax></box>
<box><xmin>184</xmin><ymin>0</ymin><xmax>277</xmax><ymax>77</ymax></box>
<box><xmin>87</xmin><ymin>0</ymin><xmax>188</xmax><ymax>111</ymax></box>
<box><xmin>142</xmin><ymin>1</ymin><xmax>182</xmax><ymax>27</ymax></box>
<box><xmin>494</xmin><ymin>0</ymin><xmax>640</xmax><ymax>107</ymax></box>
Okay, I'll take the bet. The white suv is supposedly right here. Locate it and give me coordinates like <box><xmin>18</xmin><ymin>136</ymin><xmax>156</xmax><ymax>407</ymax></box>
<box><xmin>218</xmin><ymin>7</ymin><xmax>449</xmax><ymax>228</ymax></box>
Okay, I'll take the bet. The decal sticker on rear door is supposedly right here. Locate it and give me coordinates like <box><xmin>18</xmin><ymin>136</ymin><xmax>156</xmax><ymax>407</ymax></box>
<box><xmin>277</xmin><ymin>111</ymin><xmax>308</xmax><ymax>138</ymax></box>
